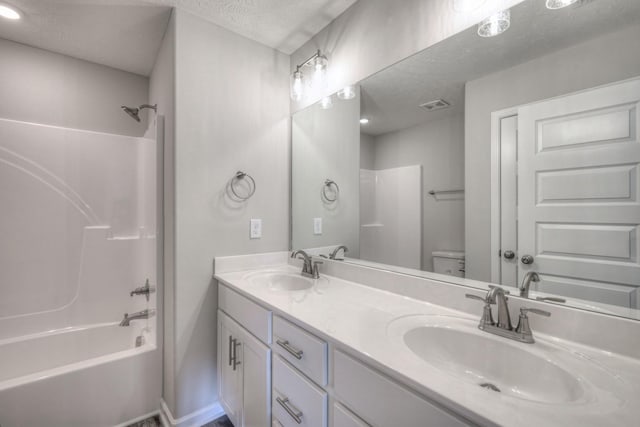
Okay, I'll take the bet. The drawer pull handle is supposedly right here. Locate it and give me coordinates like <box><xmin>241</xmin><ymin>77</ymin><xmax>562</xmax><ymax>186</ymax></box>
<box><xmin>228</xmin><ymin>335</ymin><xmax>233</xmax><ymax>366</ymax></box>
<box><xmin>276</xmin><ymin>396</ymin><xmax>303</xmax><ymax>424</ymax></box>
<box><xmin>276</xmin><ymin>339</ymin><xmax>303</xmax><ymax>360</ymax></box>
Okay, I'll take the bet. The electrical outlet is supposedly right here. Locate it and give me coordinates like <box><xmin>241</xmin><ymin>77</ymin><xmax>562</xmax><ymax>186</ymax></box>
<box><xmin>313</xmin><ymin>217</ymin><xmax>322</xmax><ymax>235</ymax></box>
<box><xmin>250</xmin><ymin>219</ymin><xmax>262</xmax><ymax>239</ymax></box>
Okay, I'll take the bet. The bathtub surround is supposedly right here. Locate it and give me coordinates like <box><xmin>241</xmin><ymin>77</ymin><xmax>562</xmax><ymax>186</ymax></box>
<box><xmin>0</xmin><ymin>117</ymin><xmax>161</xmax><ymax>425</ymax></box>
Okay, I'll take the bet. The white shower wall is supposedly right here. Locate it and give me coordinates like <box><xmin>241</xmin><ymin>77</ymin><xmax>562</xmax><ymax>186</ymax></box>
<box><xmin>0</xmin><ymin>117</ymin><xmax>156</xmax><ymax>340</ymax></box>
<box><xmin>360</xmin><ymin>166</ymin><xmax>422</xmax><ymax>269</ymax></box>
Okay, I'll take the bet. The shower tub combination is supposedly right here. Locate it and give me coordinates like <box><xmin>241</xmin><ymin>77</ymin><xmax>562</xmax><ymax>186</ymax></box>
<box><xmin>0</xmin><ymin>117</ymin><xmax>162</xmax><ymax>426</ymax></box>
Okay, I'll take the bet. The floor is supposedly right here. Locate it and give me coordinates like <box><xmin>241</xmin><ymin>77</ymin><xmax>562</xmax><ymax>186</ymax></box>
<box><xmin>127</xmin><ymin>414</ymin><xmax>232</xmax><ymax>427</ymax></box>
<box><xmin>202</xmin><ymin>415</ymin><xmax>234</xmax><ymax>427</ymax></box>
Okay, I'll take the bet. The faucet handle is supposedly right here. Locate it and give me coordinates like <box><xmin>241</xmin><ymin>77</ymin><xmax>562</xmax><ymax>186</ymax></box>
<box><xmin>515</xmin><ymin>307</ymin><xmax>551</xmax><ymax>340</ymax></box>
<box><xmin>520</xmin><ymin>307</ymin><xmax>551</xmax><ymax>317</ymax></box>
<box><xmin>466</xmin><ymin>294</ymin><xmax>495</xmax><ymax>327</ymax></box>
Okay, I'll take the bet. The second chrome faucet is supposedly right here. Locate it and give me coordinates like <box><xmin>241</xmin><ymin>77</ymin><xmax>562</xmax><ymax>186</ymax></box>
<box><xmin>291</xmin><ymin>249</ymin><xmax>322</xmax><ymax>279</ymax></box>
<box><xmin>466</xmin><ymin>285</ymin><xmax>550</xmax><ymax>344</ymax></box>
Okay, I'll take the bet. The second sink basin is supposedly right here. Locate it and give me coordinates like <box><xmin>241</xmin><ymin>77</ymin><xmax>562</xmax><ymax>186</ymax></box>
<box><xmin>245</xmin><ymin>271</ymin><xmax>315</xmax><ymax>291</ymax></box>
<box><xmin>388</xmin><ymin>315</ymin><xmax>601</xmax><ymax>405</ymax></box>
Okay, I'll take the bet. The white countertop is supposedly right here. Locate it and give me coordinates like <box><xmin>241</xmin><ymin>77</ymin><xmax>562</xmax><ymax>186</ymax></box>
<box><xmin>215</xmin><ymin>262</ymin><xmax>640</xmax><ymax>427</ymax></box>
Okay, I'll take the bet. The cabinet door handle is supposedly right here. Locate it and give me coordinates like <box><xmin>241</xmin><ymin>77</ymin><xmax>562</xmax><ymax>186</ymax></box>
<box><xmin>276</xmin><ymin>339</ymin><xmax>303</xmax><ymax>360</ymax></box>
<box><xmin>228</xmin><ymin>335</ymin><xmax>233</xmax><ymax>366</ymax></box>
<box><xmin>232</xmin><ymin>338</ymin><xmax>241</xmax><ymax>371</ymax></box>
<box><xmin>276</xmin><ymin>396</ymin><xmax>303</xmax><ymax>424</ymax></box>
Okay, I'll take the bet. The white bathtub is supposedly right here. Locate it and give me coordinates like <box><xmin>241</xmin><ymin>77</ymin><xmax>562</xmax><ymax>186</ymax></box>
<box><xmin>0</xmin><ymin>323</ymin><xmax>161</xmax><ymax>427</ymax></box>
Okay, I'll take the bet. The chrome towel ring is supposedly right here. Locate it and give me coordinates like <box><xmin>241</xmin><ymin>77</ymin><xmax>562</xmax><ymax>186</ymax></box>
<box><xmin>322</xmin><ymin>179</ymin><xmax>339</xmax><ymax>202</ymax></box>
<box><xmin>230</xmin><ymin>171</ymin><xmax>256</xmax><ymax>201</ymax></box>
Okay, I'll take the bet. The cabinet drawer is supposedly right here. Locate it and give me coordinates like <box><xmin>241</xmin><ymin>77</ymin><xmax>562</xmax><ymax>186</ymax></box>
<box><xmin>333</xmin><ymin>403</ymin><xmax>369</xmax><ymax>427</ymax></box>
<box><xmin>333</xmin><ymin>350</ymin><xmax>471</xmax><ymax>427</ymax></box>
<box><xmin>273</xmin><ymin>356</ymin><xmax>327</xmax><ymax>427</ymax></box>
<box><xmin>273</xmin><ymin>316</ymin><xmax>328</xmax><ymax>386</ymax></box>
<box><xmin>219</xmin><ymin>284</ymin><xmax>272</xmax><ymax>344</ymax></box>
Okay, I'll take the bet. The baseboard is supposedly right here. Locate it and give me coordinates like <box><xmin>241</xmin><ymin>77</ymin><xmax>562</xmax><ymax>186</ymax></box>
<box><xmin>114</xmin><ymin>410</ymin><xmax>161</xmax><ymax>427</ymax></box>
<box><xmin>160</xmin><ymin>399</ymin><xmax>225</xmax><ymax>427</ymax></box>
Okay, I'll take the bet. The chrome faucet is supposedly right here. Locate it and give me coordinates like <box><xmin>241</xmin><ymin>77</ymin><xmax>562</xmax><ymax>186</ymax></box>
<box><xmin>119</xmin><ymin>309</ymin><xmax>155</xmax><ymax>327</ymax></box>
<box><xmin>519</xmin><ymin>271</ymin><xmax>540</xmax><ymax>297</ymax></box>
<box><xmin>487</xmin><ymin>286</ymin><xmax>512</xmax><ymax>330</ymax></box>
<box><xmin>329</xmin><ymin>245</ymin><xmax>348</xmax><ymax>260</ymax></box>
<box><xmin>466</xmin><ymin>286</ymin><xmax>550</xmax><ymax>343</ymax></box>
<box><xmin>291</xmin><ymin>250</ymin><xmax>322</xmax><ymax>279</ymax></box>
<box><xmin>130</xmin><ymin>279</ymin><xmax>155</xmax><ymax>301</ymax></box>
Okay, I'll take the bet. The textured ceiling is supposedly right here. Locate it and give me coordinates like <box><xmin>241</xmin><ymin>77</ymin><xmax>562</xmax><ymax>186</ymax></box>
<box><xmin>360</xmin><ymin>0</ymin><xmax>640</xmax><ymax>136</ymax></box>
<box><xmin>0</xmin><ymin>0</ymin><xmax>357</xmax><ymax>75</ymax></box>
<box><xmin>143</xmin><ymin>0</ymin><xmax>358</xmax><ymax>54</ymax></box>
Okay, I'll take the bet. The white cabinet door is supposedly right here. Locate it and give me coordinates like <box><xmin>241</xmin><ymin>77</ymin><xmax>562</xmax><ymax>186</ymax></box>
<box><xmin>218</xmin><ymin>311</ymin><xmax>243</xmax><ymax>427</ymax></box>
<box><xmin>239</xmin><ymin>324</ymin><xmax>271</xmax><ymax>427</ymax></box>
<box><xmin>517</xmin><ymin>78</ymin><xmax>640</xmax><ymax>307</ymax></box>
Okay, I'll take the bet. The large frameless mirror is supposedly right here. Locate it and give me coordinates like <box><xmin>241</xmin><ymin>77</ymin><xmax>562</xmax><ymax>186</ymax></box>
<box><xmin>291</xmin><ymin>0</ymin><xmax>640</xmax><ymax>320</ymax></box>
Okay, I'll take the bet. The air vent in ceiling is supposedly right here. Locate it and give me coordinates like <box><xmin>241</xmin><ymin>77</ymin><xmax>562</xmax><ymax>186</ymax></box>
<box><xmin>419</xmin><ymin>99</ymin><xmax>451</xmax><ymax>111</ymax></box>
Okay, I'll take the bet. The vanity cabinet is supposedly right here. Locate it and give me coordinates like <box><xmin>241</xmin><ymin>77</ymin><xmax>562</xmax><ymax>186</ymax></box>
<box><xmin>218</xmin><ymin>283</ymin><xmax>274</xmax><ymax>425</ymax></box>
<box><xmin>333</xmin><ymin>350</ymin><xmax>469</xmax><ymax>427</ymax></box>
<box><xmin>217</xmin><ymin>283</ymin><xmax>472</xmax><ymax>427</ymax></box>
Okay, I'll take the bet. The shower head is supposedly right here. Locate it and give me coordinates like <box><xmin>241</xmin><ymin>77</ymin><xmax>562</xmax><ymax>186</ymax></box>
<box><xmin>121</xmin><ymin>104</ymin><xmax>157</xmax><ymax>123</ymax></box>
<box><xmin>121</xmin><ymin>106</ymin><xmax>141</xmax><ymax>122</ymax></box>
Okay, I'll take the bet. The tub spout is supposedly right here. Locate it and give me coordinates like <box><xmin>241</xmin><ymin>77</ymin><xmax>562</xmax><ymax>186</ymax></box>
<box><xmin>119</xmin><ymin>309</ymin><xmax>155</xmax><ymax>327</ymax></box>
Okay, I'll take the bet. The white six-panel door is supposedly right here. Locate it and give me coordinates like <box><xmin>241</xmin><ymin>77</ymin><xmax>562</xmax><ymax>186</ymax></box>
<box><xmin>516</xmin><ymin>78</ymin><xmax>640</xmax><ymax>308</ymax></box>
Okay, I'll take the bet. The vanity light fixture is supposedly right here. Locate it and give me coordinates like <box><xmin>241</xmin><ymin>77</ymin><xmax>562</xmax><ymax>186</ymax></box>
<box><xmin>337</xmin><ymin>85</ymin><xmax>356</xmax><ymax>100</ymax></box>
<box><xmin>290</xmin><ymin>49</ymin><xmax>329</xmax><ymax>101</ymax></box>
<box><xmin>320</xmin><ymin>96</ymin><xmax>333</xmax><ymax>109</ymax></box>
<box><xmin>545</xmin><ymin>0</ymin><xmax>579</xmax><ymax>9</ymax></box>
<box><xmin>359</xmin><ymin>118</ymin><xmax>369</xmax><ymax>124</ymax></box>
<box><xmin>0</xmin><ymin>3</ymin><xmax>21</xmax><ymax>20</ymax></box>
<box><xmin>477</xmin><ymin>9</ymin><xmax>511</xmax><ymax>37</ymax></box>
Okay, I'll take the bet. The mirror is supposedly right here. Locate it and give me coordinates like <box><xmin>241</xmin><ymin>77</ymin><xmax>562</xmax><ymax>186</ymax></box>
<box><xmin>291</xmin><ymin>0</ymin><xmax>640</xmax><ymax>320</ymax></box>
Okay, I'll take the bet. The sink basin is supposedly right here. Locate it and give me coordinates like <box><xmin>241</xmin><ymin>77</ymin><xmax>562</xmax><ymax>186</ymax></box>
<box><xmin>389</xmin><ymin>316</ymin><xmax>589</xmax><ymax>404</ymax></box>
<box><xmin>246</xmin><ymin>271</ymin><xmax>315</xmax><ymax>291</ymax></box>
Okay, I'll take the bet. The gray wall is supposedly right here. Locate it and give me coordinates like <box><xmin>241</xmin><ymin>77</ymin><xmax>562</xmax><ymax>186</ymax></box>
<box><xmin>292</xmin><ymin>90</ymin><xmax>360</xmax><ymax>256</ymax></box>
<box><xmin>148</xmin><ymin>11</ymin><xmax>177</xmax><ymax>415</ymax></box>
<box><xmin>360</xmin><ymin>132</ymin><xmax>375</xmax><ymax>170</ymax></box>
<box><xmin>172</xmin><ymin>9</ymin><xmax>290</xmax><ymax>419</ymax></box>
<box><xmin>290</xmin><ymin>0</ymin><xmax>525</xmax><ymax>112</ymax></box>
<box><xmin>368</xmin><ymin>114</ymin><xmax>465</xmax><ymax>270</ymax></box>
<box><xmin>465</xmin><ymin>24</ymin><xmax>640</xmax><ymax>281</ymax></box>
<box><xmin>0</xmin><ymin>38</ymin><xmax>149</xmax><ymax>137</ymax></box>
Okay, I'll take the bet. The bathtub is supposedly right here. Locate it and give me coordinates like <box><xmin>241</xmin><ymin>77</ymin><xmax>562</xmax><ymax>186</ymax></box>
<box><xmin>0</xmin><ymin>322</ymin><xmax>161</xmax><ymax>427</ymax></box>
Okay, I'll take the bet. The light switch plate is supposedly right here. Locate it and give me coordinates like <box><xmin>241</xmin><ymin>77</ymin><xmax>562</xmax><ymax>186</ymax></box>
<box><xmin>313</xmin><ymin>217</ymin><xmax>322</xmax><ymax>235</ymax></box>
<box><xmin>250</xmin><ymin>219</ymin><xmax>262</xmax><ymax>239</ymax></box>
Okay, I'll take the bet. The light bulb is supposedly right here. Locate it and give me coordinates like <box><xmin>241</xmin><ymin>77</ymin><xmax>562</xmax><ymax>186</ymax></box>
<box><xmin>320</xmin><ymin>96</ymin><xmax>333</xmax><ymax>110</ymax></box>
<box><xmin>360</xmin><ymin>118</ymin><xmax>369</xmax><ymax>125</ymax></box>
<box><xmin>545</xmin><ymin>0</ymin><xmax>579</xmax><ymax>9</ymax></box>
<box><xmin>290</xmin><ymin>70</ymin><xmax>304</xmax><ymax>101</ymax></box>
<box><xmin>311</xmin><ymin>55</ymin><xmax>328</xmax><ymax>94</ymax></box>
<box><xmin>0</xmin><ymin>4</ymin><xmax>21</xmax><ymax>20</ymax></box>
<box><xmin>477</xmin><ymin>9</ymin><xmax>510</xmax><ymax>38</ymax></box>
<box><xmin>337</xmin><ymin>86</ymin><xmax>356</xmax><ymax>100</ymax></box>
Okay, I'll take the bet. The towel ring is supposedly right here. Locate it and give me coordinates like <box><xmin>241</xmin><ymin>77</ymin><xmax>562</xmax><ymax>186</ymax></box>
<box><xmin>322</xmin><ymin>179</ymin><xmax>339</xmax><ymax>202</ymax></box>
<box><xmin>230</xmin><ymin>171</ymin><xmax>256</xmax><ymax>201</ymax></box>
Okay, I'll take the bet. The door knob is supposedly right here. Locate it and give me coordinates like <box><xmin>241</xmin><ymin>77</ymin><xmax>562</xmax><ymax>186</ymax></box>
<box><xmin>521</xmin><ymin>255</ymin><xmax>534</xmax><ymax>265</ymax></box>
<box><xmin>503</xmin><ymin>250</ymin><xmax>515</xmax><ymax>260</ymax></box>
